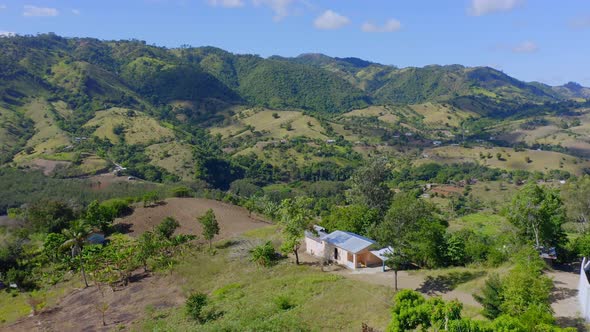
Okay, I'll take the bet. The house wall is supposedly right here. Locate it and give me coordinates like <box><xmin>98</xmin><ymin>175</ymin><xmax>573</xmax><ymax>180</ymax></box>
<box><xmin>305</xmin><ymin>237</ymin><xmax>324</xmax><ymax>258</ymax></box>
<box><xmin>357</xmin><ymin>249</ymin><xmax>383</xmax><ymax>267</ymax></box>
<box><xmin>579</xmin><ymin>257</ymin><xmax>590</xmax><ymax>321</ymax></box>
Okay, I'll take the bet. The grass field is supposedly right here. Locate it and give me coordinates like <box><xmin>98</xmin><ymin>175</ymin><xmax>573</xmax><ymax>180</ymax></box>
<box><xmin>211</xmin><ymin>109</ymin><xmax>329</xmax><ymax>141</ymax></box>
<box><xmin>145</xmin><ymin>142</ymin><xmax>195</xmax><ymax>180</ymax></box>
<box><xmin>84</xmin><ymin>107</ymin><xmax>175</xmax><ymax>145</ymax></box>
<box><xmin>419</xmin><ymin>145</ymin><xmax>590</xmax><ymax>175</ymax></box>
<box><xmin>13</xmin><ymin>99</ymin><xmax>71</xmax><ymax>162</ymax></box>
<box><xmin>137</xmin><ymin>225</ymin><xmax>394</xmax><ymax>331</ymax></box>
<box><xmin>407</xmin><ymin>102</ymin><xmax>478</xmax><ymax>128</ymax></box>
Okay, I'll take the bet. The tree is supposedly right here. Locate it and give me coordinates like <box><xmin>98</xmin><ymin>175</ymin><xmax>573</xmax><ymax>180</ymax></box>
<box><xmin>376</xmin><ymin>193</ymin><xmax>447</xmax><ymax>269</ymax></box>
<box><xmin>473</xmin><ymin>273</ymin><xmax>504</xmax><ymax>319</ymax></box>
<box><xmin>198</xmin><ymin>209</ymin><xmax>219</xmax><ymax>249</ymax></box>
<box><xmin>562</xmin><ymin>176</ymin><xmax>590</xmax><ymax>226</ymax></box>
<box><xmin>347</xmin><ymin>158</ymin><xmax>392</xmax><ymax>214</ymax></box>
<box><xmin>384</xmin><ymin>251</ymin><xmax>408</xmax><ymax>292</ymax></box>
<box><xmin>86</xmin><ymin>200</ymin><xmax>113</xmax><ymax>233</ymax></box>
<box><xmin>155</xmin><ymin>217</ymin><xmax>180</xmax><ymax>239</ymax></box>
<box><xmin>278</xmin><ymin>197</ymin><xmax>313</xmax><ymax>265</ymax></box>
<box><xmin>507</xmin><ymin>184</ymin><xmax>567</xmax><ymax>248</ymax></box>
<box><xmin>136</xmin><ymin>231</ymin><xmax>158</xmax><ymax>272</ymax></box>
<box><xmin>61</xmin><ymin>220</ymin><xmax>92</xmax><ymax>287</ymax></box>
<box><xmin>321</xmin><ymin>204</ymin><xmax>380</xmax><ymax>236</ymax></box>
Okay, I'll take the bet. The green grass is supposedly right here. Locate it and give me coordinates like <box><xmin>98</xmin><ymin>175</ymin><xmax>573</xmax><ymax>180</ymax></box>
<box><xmin>449</xmin><ymin>212</ymin><xmax>511</xmax><ymax>237</ymax></box>
<box><xmin>13</xmin><ymin>99</ymin><xmax>71</xmax><ymax>162</ymax></box>
<box><xmin>137</xmin><ymin>238</ymin><xmax>394</xmax><ymax>331</ymax></box>
<box><xmin>0</xmin><ymin>278</ymin><xmax>82</xmax><ymax>325</ymax></box>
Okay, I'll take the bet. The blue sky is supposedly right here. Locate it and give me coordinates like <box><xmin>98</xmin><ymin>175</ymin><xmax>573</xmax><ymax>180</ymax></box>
<box><xmin>1</xmin><ymin>0</ymin><xmax>589</xmax><ymax>86</ymax></box>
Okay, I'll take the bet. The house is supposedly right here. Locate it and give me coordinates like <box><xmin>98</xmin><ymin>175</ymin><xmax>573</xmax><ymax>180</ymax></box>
<box><xmin>305</xmin><ymin>226</ymin><xmax>390</xmax><ymax>270</ymax></box>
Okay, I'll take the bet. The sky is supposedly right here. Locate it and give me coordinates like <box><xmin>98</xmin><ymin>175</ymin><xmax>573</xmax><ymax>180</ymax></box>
<box><xmin>1</xmin><ymin>0</ymin><xmax>589</xmax><ymax>86</ymax></box>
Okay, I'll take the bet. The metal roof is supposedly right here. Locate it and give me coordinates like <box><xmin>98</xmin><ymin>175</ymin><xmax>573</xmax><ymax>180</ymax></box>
<box><xmin>370</xmin><ymin>247</ymin><xmax>393</xmax><ymax>261</ymax></box>
<box><xmin>323</xmin><ymin>231</ymin><xmax>376</xmax><ymax>253</ymax></box>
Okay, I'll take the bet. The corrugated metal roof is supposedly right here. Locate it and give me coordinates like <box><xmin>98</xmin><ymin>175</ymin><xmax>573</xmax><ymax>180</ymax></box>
<box><xmin>323</xmin><ymin>231</ymin><xmax>375</xmax><ymax>253</ymax></box>
<box><xmin>370</xmin><ymin>247</ymin><xmax>393</xmax><ymax>261</ymax></box>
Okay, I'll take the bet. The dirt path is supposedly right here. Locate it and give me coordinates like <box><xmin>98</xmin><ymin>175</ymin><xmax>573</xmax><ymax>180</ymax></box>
<box><xmin>1</xmin><ymin>273</ymin><xmax>184</xmax><ymax>332</ymax></box>
<box><xmin>115</xmin><ymin>197</ymin><xmax>270</xmax><ymax>240</ymax></box>
<box><xmin>298</xmin><ymin>251</ymin><xmax>481</xmax><ymax>307</ymax></box>
<box><xmin>547</xmin><ymin>269</ymin><xmax>587</xmax><ymax>329</ymax></box>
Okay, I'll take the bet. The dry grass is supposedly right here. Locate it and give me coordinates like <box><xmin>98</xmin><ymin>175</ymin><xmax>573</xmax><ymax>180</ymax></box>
<box><xmin>211</xmin><ymin>109</ymin><xmax>329</xmax><ymax>140</ymax></box>
<box><xmin>13</xmin><ymin>99</ymin><xmax>71</xmax><ymax>162</ymax></box>
<box><xmin>145</xmin><ymin>142</ymin><xmax>195</xmax><ymax>180</ymax></box>
<box><xmin>419</xmin><ymin>145</ymin><xmax>590</xmax><ymax>175</ymax></box>
<box><xmin>84</xmin><ymin>108</ymin><xmax>174</xmax><ymax>145</ymax></box>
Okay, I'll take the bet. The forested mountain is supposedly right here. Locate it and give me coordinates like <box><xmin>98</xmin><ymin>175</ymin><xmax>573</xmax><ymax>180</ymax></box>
<box><xmin>1</xmin><ymin>33</ymin><xmax>587</xmax><ymax>121</ymax></box>
<box><xmin>1</xmin><ymin>33</ymin><xmax>590</xmax><ymax>186</ymax></box>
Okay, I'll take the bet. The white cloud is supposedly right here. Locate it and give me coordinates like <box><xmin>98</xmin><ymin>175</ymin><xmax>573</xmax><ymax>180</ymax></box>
<box><xmin>469</xmin><ymin>0</ymin><xmax>524</xmax><ymax>16</ymax></box>
<box><xmin>570</xmin><ymin>16</ymin><xmax>590</xmax><ymax>29</ymax></box>
<box><xmin>314</xmin><ymin>10</ymin><xmax>350</xmax><ymax>30</ymax></box>
<box><xmin>208</xmin><ymin>0</ymin><xmax>244</xmax><ymax>8</ymax></box>
<box><xmin>252</xmin><ymin>0</ymin><xmax>293</xmax><ymax>21</ymax></box>
<box><xmin>361</xmin><ymin>19</ymin><xmax>401</xmax><ymax>33</ymax></box>
<box><xmin>71</xmin><ymin>9</ymin><xmax>81</xmax><ymax>15</ymax></box>
<box><xmin>512</xmin><ymin>40</ymin><xmax>538</xmax><ymax>53</ymax></box>
<box><xmin>0</xmin><ymin>31</ymin><xmax>16</xmax><ymax>37</ymax></box>
<box><xmin>23</xmin><ymin>5</ymin><xmax>59</xmax><ymax>17</ymax></box>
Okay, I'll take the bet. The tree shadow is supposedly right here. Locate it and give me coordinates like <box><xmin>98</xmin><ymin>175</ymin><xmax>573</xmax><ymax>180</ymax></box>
<box><xmin>550</xmin><ymin>286</ymin><xmax>578</xmax><ymax>302</ymax></box>
<box><xmin>215</xmin><ymin>239</ymin><xmax>241</xmax><ymax>249</ymax></box>
<box><xmin>416</xmin><ymin>271</ymin><xmax>487</xmax><ymax>295</ymax></box>
<box><xmin>112</xmin><ymin>222</ymin><xmax>133</xmax><ymax>234</ymax></box>
<box><xmin>555</xmin><ymin>316</ymin><xmax>588</xmax><ymax>332</ymax></box>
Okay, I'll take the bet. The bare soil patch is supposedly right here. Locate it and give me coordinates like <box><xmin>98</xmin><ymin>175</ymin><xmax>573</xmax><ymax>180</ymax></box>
<box><xmin>115</xmin><ymin>198</ymin><xmax>270</xmax><ymax>240</ymax></box>
<box><xmin>29</xmin><ymin>159</ymin><xmax>71</xmax><ymax>176</ymax></box>
<box><xmin>1</xmin><ymin>273</ymin><xmax>184</xmax><ymax>332</ymax></box>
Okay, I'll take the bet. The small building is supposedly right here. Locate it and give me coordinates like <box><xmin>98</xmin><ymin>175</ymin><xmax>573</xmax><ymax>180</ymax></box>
<box><xmin>432</xmin><ymin>140</ymin><xmax>442</xmax><ymax>146</ymax></box>
<box><xmin>305</xmin><ymin>226</ymin><xmax>389</xmax><ymax>270</ymax></box>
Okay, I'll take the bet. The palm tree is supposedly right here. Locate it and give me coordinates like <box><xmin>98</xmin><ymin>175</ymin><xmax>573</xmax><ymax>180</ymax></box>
<box><xmin>61</xmin><ymin>220</ymin><xmax>92</xmax><ymax>287</ymax></box>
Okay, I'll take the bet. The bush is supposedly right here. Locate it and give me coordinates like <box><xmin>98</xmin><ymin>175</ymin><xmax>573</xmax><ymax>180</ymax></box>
<box><xmin>186</xmin><ymin>292</ymin><xmax>208</xmax><ymax>323</ymax></box>
<box><xmin>250</xmin><ymin>241</ymin><xmax>278</xmax><ymax>267</ymax></box>
<box><xmin>171</xmin><ymin>186</ymin><xmax>192</xmax><ymax>198</ymax></box>
<box><xmin>155</xmin><ymin>217</ymin><xmax>180</xmax><ymax>239</ymax></box>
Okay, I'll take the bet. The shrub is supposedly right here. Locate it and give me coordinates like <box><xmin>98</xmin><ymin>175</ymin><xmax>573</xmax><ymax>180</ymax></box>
<box><xmin>171</xmin><ymin>186</ymin><xmax>192</xmax><ymax>198</ymax></box>
<box><xmin>250</xmin><ymin>241</ymin><xmax>278</xmax><ymax>267</ymax></box>
<box><xmin>155</xmin><ymin>217</ymin><xmax>180</xmax><ymax>239</ymax></box>
<box><xmin>274</xmin><ymin>295</ymin><xmax>295</xmax><ymax>310</ymax></box>
<box><xmin>186</xmin><ymin>292</ymin><xmax>208</xmax><ymax>323</ymax></box>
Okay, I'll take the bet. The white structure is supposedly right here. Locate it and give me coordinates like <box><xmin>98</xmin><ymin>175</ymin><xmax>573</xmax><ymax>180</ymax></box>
<box><xmin>304</xmin><ymin>226</ymin><xmax>390</xmax><ymax>270</ymax></box>
<box><xmin>579</xmin><ymin>257</ymin><xmax>590</xmax><ymax>321</ymax></box>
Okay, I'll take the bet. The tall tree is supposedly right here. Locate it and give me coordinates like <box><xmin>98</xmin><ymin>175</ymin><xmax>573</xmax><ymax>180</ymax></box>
<box><xmin>376</xmin><ymin>193</ymin><xmax>446</xmax><ymax>269</ymax></box>
<box><xmin>278</xmin><ymin>197</ymin><xmax>313</xmax><ymax>265</ymax></box>
<box><xmin>507</xmin><ymin>184</ymin><xmax>567</xmax><ymax>248</ymax></box>
<box><xmin>198</xmin><ymin>209</ymin><xmax>220</xmax><ymax>249</ymax></box>
<box><xmin>562</xmin><ymin>176</ymin><xmax>590</xmax><ymax>226</ymax></box>
<box><xmin>347</xmin><ymin>158</ymin><xmax>392</xmax><ymax>214</ymax></box>
<box><xmin>61</xmin><ymin>220</ymin><xmax>92</xmax><ymax>287</ymax></box>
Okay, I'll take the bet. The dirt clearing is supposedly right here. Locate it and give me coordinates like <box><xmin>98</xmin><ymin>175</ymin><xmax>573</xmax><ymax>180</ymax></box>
<box><xmin>115</xmin><ymin>198</ymin><xmax>270</xmax><ymax>240</ymax></box>
<box><xmin>1</xmin><ymin>273</ymin><xmax>184</xmax><ymax>332</ymax></box>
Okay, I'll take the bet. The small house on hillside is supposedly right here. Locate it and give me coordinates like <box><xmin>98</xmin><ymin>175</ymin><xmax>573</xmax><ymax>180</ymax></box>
<box><xmin>305</xmin><ymin>226</ymin><xmax>391</xmax><ymax>270</ymax></box>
